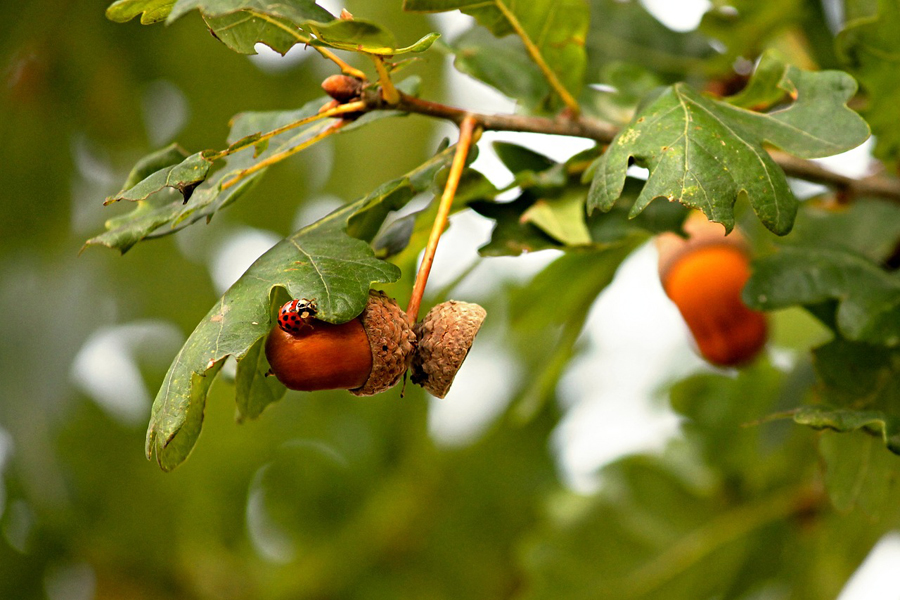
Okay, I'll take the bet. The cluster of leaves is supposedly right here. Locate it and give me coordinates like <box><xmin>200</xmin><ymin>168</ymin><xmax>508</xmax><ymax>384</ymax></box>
<box><xmin>90</xmin><ymin>4</ymin><xmax>900</xmax><ymax>580</ymax></box>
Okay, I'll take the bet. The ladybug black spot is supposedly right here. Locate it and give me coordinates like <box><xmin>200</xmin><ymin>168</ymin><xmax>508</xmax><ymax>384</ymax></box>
<box><xmin>382</xmin><ymin>344</ymin><xmax>388</xmax><ymax>351</ymax></box>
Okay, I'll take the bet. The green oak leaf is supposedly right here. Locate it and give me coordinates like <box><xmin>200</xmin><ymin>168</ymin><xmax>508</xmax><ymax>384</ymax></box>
<box><xmin>493</xmin><ymin>142</ymin><xmax>568</xmax><ymax>191</ymax></box>
<box><xmin>119</xmin><ymin>143</ymin><xmax>190</xmax><ymax>190</ymax></box>
<box><xmin>699</xmin><ymin>0</ymin><xmax>809</xmax><ymax>73</ymax></box>
<box><xmin>371</xmin><ymin>168</ymin><xmax>499</xmax><ymax>259</ymax></box>
<box><xmin>744</xmin><ymin>247</ymin><xmax>900</xmax><ymax>347</ymax></box>
<box><xmin>403</xmin><ymin>0</ymin><xmax>589</xmax><ymax>109</ymax></box>
<box><xmin>106</xmin><ymin>0</ymin><xmax>176</xmax><ymax>23</ymax></box>
<box><xmin>87</xmin><ymin>95</ymin><xmax>328</xmax><ymax>253</ymax></box>
<box><xmin>521</xmin><ymin>189</ymin><xmax>592</xmax><ymax>246</ymax></box>
<box><xmin>86</xmin><ymin>79</ymin><xmax>421</xmax><ymax>254</ymax></box>
<box><xmin>145</xmin><ymin>145</ymin><xmax>456</xmax><ymax>471</ymax></box>
<box><xmin>166</xmin><ymin>0</ymin><xmax>332</xmax><ymax>54</ymax></box>
<box><xmin>450</xmin><ymin>27</ymin><xmax>548</xmax><ymax>112</ymax></box>
<box><xmin>838</xmin><ymin>0</ymin><xmax>900</xmax><ymax>161</ymax></box>
<box><xmin>471</xmin><ymin>195</ymin><xmax>563</xmax><ymax>257</ymax></box>
<box><xmin>234</xmin><ymin>319</ymin><xmax>287</xmax><ymax>421</ymax></box>
<box><xmin>473</xmin><ymin>142</ymin><xmax>684</xmax><ymax>256</ymax></box>
<box><xmin>588</xmin><ymin>54</ymin><xmax>869</xmax><ymax>235</ymax></box>
<box><xmin>167</xmin><ymin>0</ymin><xmax>331</xmax><ymax>24</ymax></box>
<box><xmin>104</xmin><ymin>150</ymin><xmax>214</xmax><ymax>204</ymax></box>
<box><xmin>86</xmin><ymin>193</ymin><xmax>185</xmax><ymax>254</ymax></box>
<box><xmin>585</xmin><ymin>0</ymin><xmax>713</xmax><ymax>82</ymax></box>
<box><xmin>164</xmin><ymin>1</ymin><xmax>438</xmax><ymax>57</ymax></box>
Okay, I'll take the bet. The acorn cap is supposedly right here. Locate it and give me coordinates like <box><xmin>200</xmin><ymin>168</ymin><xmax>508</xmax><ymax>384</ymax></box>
<box><xmin>656</xmin><ymin>210</ymin><xmax>750</xmax><ymax>281</ymax></box>
<box><xmin>411</xmin><ymin>300</ymin><xmax>486</xmax><ymax>399</ymax></box>
<box><xmin>350</xmin><ymin>290</ymin><xmax>417</xmax><ymax>396</ymax></box>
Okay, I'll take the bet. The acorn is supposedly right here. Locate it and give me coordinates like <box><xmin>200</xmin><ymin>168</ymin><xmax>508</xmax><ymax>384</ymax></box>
<box><xmin>656</xmin><ymin>212</ymin><xmax>768</xmax><ymax>367</ymax></box>
<box><xmin>411</xmin><ymin>300</ymin><xmax>487</xmax><ymax>398</ymax></box>
<box><xmin>265</xmin><ymin>290</ymin><xmax>416</xmax><ymax>395</ymax></box>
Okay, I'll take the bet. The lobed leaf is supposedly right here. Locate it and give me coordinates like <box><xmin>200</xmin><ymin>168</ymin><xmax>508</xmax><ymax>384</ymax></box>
<box><xmin>744</xmin><ymin>247</ymin><xmax>900</xmax><ymax>347</ymax></box>
<box><xmin>588</xmin><ymin>53</ymin><xmax>869</xmax><ymax>235</ymax></box>
<box><xmin>145</xmin><ymin>146</ymin><xmax>457</xmax><ymax>471</ymax></box>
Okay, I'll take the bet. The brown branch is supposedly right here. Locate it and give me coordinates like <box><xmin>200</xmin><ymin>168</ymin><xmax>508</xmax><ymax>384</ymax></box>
<box><xmin>394</xmin><ymin>93</ymin><xmax>618</xmax><ymax>143</ymax></box>
<box><xmin>768</xmin><ymin>150</ymin><xmax>900</xmax><ymax>201</ymax></box>
<box><xmin>356</xmin><ymin>91</ymin><xmax>900</xmax><ymax>204</ymax></box>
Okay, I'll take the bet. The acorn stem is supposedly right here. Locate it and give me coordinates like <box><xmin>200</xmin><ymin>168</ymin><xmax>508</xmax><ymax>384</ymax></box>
<box><xmin>407</xmin><ymin>115</ymin><xmax>479</xmax><ymax>324</ymax></box>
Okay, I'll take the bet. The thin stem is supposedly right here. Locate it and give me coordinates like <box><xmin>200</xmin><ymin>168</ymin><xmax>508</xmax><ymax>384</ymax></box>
<box><xmin>494</xmin><ymin>0</ymin><xmax>581</xmax><ymax>115</ymax></box>
<box><xmin>313</xmin><ymin>46</ymin><xmax>367</xmax><ymax>80</ymax></box>
<box><xmin>220</xmin><ymin>120</ymin><xmax>348</xmax><ymax>191</ymax></box>
<box><xmin>215</xmin><ymin>100</ymin><xmax>366</xmax><ymax>160</ymax></box>
<box><xmin>394</xmin><ymin>93</ymin><xmax>618</xmax><ymax>141</ymax></box>
<box><xmin>371</xmin><ymin>55</ymin><xmax>400</xmax><ymax>105</ymax></box>
<box><xmin>406</xmin><ymin>116</ymin><xmax>479</xmax><ymax>324</ymax></box>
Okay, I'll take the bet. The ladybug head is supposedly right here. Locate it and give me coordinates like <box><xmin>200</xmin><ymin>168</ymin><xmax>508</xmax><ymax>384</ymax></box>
<box><xmin>277</xmin><ymin>298</ymin><xmax>317</xmax><ymax>334</ymax></box>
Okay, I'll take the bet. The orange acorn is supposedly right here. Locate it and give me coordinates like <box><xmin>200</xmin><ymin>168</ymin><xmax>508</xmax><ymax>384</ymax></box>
<box><xmin>265</xmin><ymin>290</ymin><xmax>416</xmax><ymax>395</ymax></box>
<box><xmin>656</xmin><ymin>212</ymin><xmax>768</xmax><ymax>367</ymax></box>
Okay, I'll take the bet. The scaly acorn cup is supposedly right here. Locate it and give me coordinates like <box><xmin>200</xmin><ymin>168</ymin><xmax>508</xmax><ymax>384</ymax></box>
<box><xmin>265</xmin><ymin>290</ymin><xmax>416</xmax><ymax>395</ymax></box>
<box><xmin>656</xmin><ymin>212</ymin><xmax>768</xmax><ymax>367</ymax></box>
<box><xmin>411</xmin><ymin>300</ymin><xmax>487</xmax><ymax>398</ymax></box>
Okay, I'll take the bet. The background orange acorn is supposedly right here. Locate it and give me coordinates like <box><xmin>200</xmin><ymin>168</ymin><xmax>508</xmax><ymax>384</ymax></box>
<box><xmin>656</xmin><ymin>212</ymin><xmax>768</xmax><ymax>367</ymax></box>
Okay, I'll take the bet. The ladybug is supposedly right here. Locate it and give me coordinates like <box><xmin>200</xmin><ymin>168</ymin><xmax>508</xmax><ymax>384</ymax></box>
<box><xmin>277</xmin><ymin>298</ymin><xmax>318</xmax><ymax>335</ymax></box>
